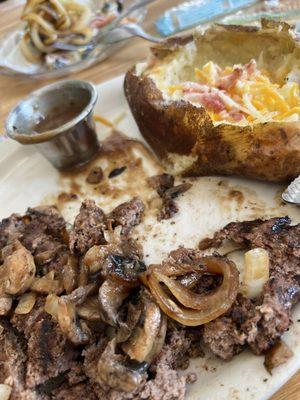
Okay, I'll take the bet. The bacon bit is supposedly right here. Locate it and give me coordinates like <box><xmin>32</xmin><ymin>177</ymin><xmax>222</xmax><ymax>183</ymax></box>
<box><xmin>217</xmin><ymin>68</ymin><xmax>243</xmax><ymax>91</ymax></box>
<box><xmin>184</xmin><ymin>91</ymin><xmax>226</xmax><ymax>113</ymax></box>
<box><xmin>229</xmin><ymin>109</ymin><xmax>245</xmax><ymax>122</ymax></box>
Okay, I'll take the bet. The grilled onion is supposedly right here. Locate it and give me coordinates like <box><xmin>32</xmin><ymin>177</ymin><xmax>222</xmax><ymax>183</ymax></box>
<box><xmin>15</xmin><ymin>292</ymin><xmax>36</xmax><ymax>315</ymax></box>
<box><xmin>45</xmin><ymin>293</ymin><xmax>60</xmax><ymax>319</ymax></box>
<box><xmin>142</xmin><ymin>256</ymin><xmax>239</xmax><ymax>326</ymax></box>
<box><xmin>62</xmin><ymin>255</ymin><xmax>78</xmax><ymax>294</ymax></box>
<box><xmin>57</xmin><ymin>296</ymin><xmax>90</xmax><ymax>345</ymax></box>
<box><xmin>0</xmin><ymin>384</ymin><xmax>12</xmax><ymax>400</ymax></box>
<box><xmin>243</xmin><ymin>248</ymin><xmax>269</xmax><ymax>298</ymax></box>
<box><xmin>31</xmin><ymin>271</ymin><xmax>63</xmax><ymax>294</ymax></box>
<box><xmin>1</xmin><ymin>241</ymin><xmax>36</xmax><ymax>295</ymax></box>
<box><xmin>0</xmin><ymin>295</ymin><xmax>12</xmax><ymax>316</ymax></box>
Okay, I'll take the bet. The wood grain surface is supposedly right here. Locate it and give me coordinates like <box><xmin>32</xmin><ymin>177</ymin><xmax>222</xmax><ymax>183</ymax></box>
<box><xmin>0</xmin><ymin>1</ymin><xmax>299</xmax><ymax>399</ymax></box>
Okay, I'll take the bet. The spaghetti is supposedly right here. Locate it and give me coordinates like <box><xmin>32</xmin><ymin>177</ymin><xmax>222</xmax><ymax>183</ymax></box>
<box><xmin>20</xmin><ymin>0</ymin><xmax>102</xmax><ymax>63</ymax></box>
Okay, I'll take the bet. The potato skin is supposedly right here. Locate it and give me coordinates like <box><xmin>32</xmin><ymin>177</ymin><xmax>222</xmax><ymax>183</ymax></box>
<box><xmin>124</xmin><ymin>71</ymin><xmax>209</xmax><ymax>158</ymax></box>
<box><xmin>124</xmin><ymin>24</ymin><xmax>300</xmax><ymax>183</ymax></box>
<box><xmin>192</xmin><ymin>122</ymin><xmax>300</xmax><ymax>182</ymax></box>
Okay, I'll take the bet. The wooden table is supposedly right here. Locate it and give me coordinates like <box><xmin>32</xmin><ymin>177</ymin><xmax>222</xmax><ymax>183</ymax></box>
<box><xmin>0</xmin><ymin>2</ymin><xmax>299</xmax><ymax>399</ymax></box>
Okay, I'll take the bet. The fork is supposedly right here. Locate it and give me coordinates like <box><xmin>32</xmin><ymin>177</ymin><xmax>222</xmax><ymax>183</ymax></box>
<box><xmin>52</xmin><ymin>0</ymin><xmax>158</xmax><ymax>52</ymax></box>
<box><xmin>53</xmin><ymin>22</ymin><xmax>161</xmax><ymax>52</ymax></box>
<box><xmin>101</xmin><ymin>23</ymin><xmax>161</xmax><ymax>44</ymax></box>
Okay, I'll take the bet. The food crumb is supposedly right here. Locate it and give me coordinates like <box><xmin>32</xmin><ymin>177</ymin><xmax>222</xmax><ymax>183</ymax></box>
<box><xmin>186</xmin><ymin>373</ymin><xmax>197</xmax><ymax>384</ymax></box>
<box><xmin>86</xmin><ymin>166</ymin><xmax>103</xmax><ymax>184</ymax></box>
<box><xmin>108</xmin><ymin>166</ymin><xmax>127</xmax><ymax>178</ymax></box>
<box><xmin>263</xmin><ymin>378</ymin><xmax>268</xmax><ymax>383</ymax></box>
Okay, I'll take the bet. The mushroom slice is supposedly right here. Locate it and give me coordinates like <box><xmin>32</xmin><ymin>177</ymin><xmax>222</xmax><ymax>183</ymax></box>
<box><xmin>62</xmin><ymin>254</ymin><xmax>78</xmax><ymax>293</ymax></box>
<box><xmin>83</xmin><ymin>245</ymin><xmax>111</xmax><ymax>275</ymax></box>
<box><xmin>0</xmin><ymin>241</ymin><xmax>36</xmax><ymax>295</ymax></box>
<box><xmin>122</xmin><ymin>292</ymin><xmax>163</xmax><ymax>363</ymax></box>
<box><xmin>145</xmin><ymin>315</ymin><xmax>167</xmax><ymax>363</ymax></box>
<box><xmin>107</xmin><ymin>254</ymin><xmax>146</xmax><ymax>286</ymax></box>
<box><xmin>98</xmin><ymin>279</ymin><xmax>131</xmax><ymax>326</ymax></box>
<box><xmin>77</xmin><ymin>296</ymin><xmax>101</xmax><ymax>321</ymax></box>
<box><xmin>78</xmin><ymin>263</ymin><xmax>89</xmax><ymax>287</ymax></box>
<box><xmin>116</xmin><ymin>302</ymin><xmax>143</xmax><ymax>343</ymax></box>
<box><xmin>0</xmin><ymin>295</ymin><xmax>12</xmax><ymax>316</ymax></box>
<box><xmin>57</xmin><ymin>296</ymin><xmax>90</xmax><ymax>345</ymax></box>
<box><xmin>83</xmin><ymin>226</ymin><xmax>123</xmax><ymax>275</ymax></box>
<box><xmin>67</xmin><ymin>283</ymin><xmax>98</xmax><ymax>306</ymax></box>
<box><xmin>97</xmin><ymin>339</ymin><xmax>145</xmax><ymax>393</ymax></box>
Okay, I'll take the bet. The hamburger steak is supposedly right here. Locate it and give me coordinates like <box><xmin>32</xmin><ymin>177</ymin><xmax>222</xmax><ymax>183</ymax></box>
<box><xmin>0</xmin><ymin>198</ymin><xmax>299</xmax><ymax>399</ymax></box>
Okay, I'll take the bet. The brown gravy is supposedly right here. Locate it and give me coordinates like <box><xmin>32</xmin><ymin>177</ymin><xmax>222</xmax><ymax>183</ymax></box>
<box><xmin>35</xmin><ymin>104</ymin><xmax>83</xmax><ymax>133</ymax></box>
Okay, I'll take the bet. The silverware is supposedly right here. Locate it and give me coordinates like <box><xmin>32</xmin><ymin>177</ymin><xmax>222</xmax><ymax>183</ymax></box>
<box><xmin>101</xmin><ymin>23</ymin><xmax>161</xmax><ymax>44</ymax></box>
<box><xmin>53</xmin><ymin>0</ymin><xmax>157</xmax><ymax>52</ymax></box>
<box><xmin>53</xmin><ymin>22</ymin><xmax>161</xmax><ymax>52</ymax></box>
<box><xmin>282</xmin><ymin>176</ymin><xmax>300</xmax><ymax>205</ymax></box>
<box><xmin>6</xmin><ymin>80</ymin><xmax>99</xmax><ymax>170</ymax></box>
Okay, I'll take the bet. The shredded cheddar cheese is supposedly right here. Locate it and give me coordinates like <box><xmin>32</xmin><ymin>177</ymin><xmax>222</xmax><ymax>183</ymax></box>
<box><xmin>169</xmin><ymin>60</ymin><xmax>300</xmax><ymax>124</ymax></box>
<box><xmin>94</xmin><ymin>115</ymin><xmax>114</xmax><ymax>127</ymax></box>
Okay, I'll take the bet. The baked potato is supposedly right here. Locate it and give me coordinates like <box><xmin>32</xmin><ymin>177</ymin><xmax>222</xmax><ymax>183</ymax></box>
<box><xmin>124</xmin><ymin>20</ymin><xmax>300</xmax><ymax>182</ymax></box>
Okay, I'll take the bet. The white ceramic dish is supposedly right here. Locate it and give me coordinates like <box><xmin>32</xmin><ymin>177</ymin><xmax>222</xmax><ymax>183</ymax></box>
<box><xmin>0</xmin><ymin>1</ymin><xmax>146</xmax><ymax>79</ymax></box>
<box><xmin>0</xmin><ymin>75</ymin><xmax>299</xmax><ymax>400</ymax></box>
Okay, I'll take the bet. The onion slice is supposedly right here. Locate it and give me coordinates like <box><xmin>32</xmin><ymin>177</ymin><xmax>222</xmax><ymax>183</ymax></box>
<box><xmin>15</xmin><ymin>292</ymin><xmax>36</xmax><ymax>315</ymax></box>
<box><xmin>0</xmin><ymin>384</ymin><xmax>12</xmax><ymax>400</ymax></box>
<box><xmin>142</xmin><ymin>256</ymin><xmax>239</xmax><ymax>327</ymax></box>
<box><xmin>44</xmin><ymin>293</ymin><xmax>60</xmax><ymax>319</ymax></box>
<box><xmin>31</xmin><ymin>271</ymin><xmax>63</xmax><ymax>294</ymax></box>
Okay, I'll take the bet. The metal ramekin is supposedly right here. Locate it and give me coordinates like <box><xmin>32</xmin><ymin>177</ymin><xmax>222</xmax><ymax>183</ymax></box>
<box><xmin>6</xmin><ymin>80</ymin><xmax>99</xmax><ymax>169</ymax></box>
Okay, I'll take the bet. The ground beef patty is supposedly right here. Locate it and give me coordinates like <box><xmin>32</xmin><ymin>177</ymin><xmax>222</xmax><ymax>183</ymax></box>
<box><xmin>108</xmin><ymin>196</ymin><xmax>145</xmax><ymax>235</ymax></box>
<box><xmin>202</xmin><ymin>217</ymin><xmax>300</xmax><ymax>360</ymax></box>
<box><xmin>25</xmin><ymin>317</ymin><xmax>79</xmax><ymax>388</ymax></box>
<box><xmin>69</xmin><ymin>199</ymin><xmax>107</xmax><ymax>255</ymax></box>
<box><xmin>1</xmin><ymin>205</ymin><xmax>299</xmax><ymax>399</ymax></box>
<box><xmin>0</xmin><ymin>213</ymin><xmax>24</xmax><ymax>250</ymax></box>
<box><xmin>0</xmin><ymin>206</ymin><xmax>69</xmax><ymax>277</ymax></box>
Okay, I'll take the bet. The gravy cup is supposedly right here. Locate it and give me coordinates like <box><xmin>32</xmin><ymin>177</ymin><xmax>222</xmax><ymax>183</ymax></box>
<box><xmin>6</xmin><ymin>79</ymin><xmax>99</xmax><ymax>169</ymax></box>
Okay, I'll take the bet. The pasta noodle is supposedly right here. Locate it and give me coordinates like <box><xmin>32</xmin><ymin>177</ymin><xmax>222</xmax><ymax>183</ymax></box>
<box><xmin>20</xmin><ymin>0</ymin><xmax>93</xmax><ymax>62</ymax></box>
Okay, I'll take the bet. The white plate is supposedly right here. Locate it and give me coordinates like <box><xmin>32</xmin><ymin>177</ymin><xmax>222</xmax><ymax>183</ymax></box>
<box><xmin>0</xmin><ymin>75</ymin><xmax>299</xmax><ymax>400</ymax></box>
<box><xmin>0</xmin><ymin>2</ymin><xmax>146</xmax><ymax>79</ymax></box>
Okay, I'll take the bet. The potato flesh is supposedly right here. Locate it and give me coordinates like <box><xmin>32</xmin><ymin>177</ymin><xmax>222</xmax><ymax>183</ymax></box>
<box><xmin>145</xmin><ymin>25</ymin><xmax>300</xmax><ymax>126</ymax></box>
